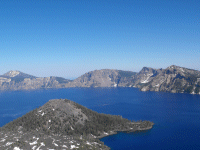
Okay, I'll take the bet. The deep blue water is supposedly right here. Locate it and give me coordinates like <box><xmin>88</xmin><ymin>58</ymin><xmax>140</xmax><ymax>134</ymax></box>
<box><xmin>0</xmin><ymin>88</ymin><xmax>200</xmax><ymax>149</ymax></box>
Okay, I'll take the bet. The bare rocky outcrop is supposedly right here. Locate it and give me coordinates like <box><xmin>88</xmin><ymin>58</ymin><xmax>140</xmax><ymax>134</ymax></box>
<box><xmin>0</xmin><ymin>71</ymin><xmax>71</xmax><ymax>90</ymax></box>
<box><xmin>69</xmin><ymin>69</ymin><xmax>119</xmax><ymax>87</ymax></box>
<box><xmin>132</xmin><ymin>67</ymin><xmax>162</xmax><ymax>88</ymax></box>
<box><xmin>139</xmin><ymin>65</ymin><xmax>200</xmax><ymax>94</ymax></box>
<box><xmin>67</xmin><ymin>69</ymin><xmax>137</xmax><ymax>88</ymax></box>
<box><xmin>0</xmin><ymin>66</ymin><xmax>200</xmax><ymax>94</ymax></box>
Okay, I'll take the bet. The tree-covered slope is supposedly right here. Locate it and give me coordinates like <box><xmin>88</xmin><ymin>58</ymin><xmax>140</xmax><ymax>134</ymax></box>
<box><xmin>0</xmin><ymin>99</ymin><xmax>154</xmax><ymax>150</ymax></box>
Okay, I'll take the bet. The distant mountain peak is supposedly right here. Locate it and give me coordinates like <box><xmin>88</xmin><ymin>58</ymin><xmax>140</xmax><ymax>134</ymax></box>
<box><xmin>140</xmin><ymin>67</ymin><xmax>151</xmax><ymax>71</ymax></box>
<box><xmin>167</xmin><ymin>65</ymin><xmax>182</xmax><ymax>69</ymax></box>
<box><xmin>3</xmin><ymin>70</ymin><xmax>21</xmax><ymax>77</ymax></box>
<box><xmin>0</xmin><ymin>66</ymin><xmax>199</xmax><ymax>94</ymax></box>
<box><xmin>166</xmin><ymin>65</ymin><xmax>188</xmax><ymax>73</ymax></box>
<box><xmin>3</xmin><ymin>70</ymin><xmax>36</xmax><ymax>78</ymax></box>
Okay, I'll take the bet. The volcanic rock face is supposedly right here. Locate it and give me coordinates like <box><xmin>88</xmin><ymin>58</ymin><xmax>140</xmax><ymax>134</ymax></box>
<box><xmin>69</xmin><ymin>69</ymin><xmax>137</xmax><ymax>87</ymax></box>
<box><xmin>0</xmin><ymin>69</ymin><xmax>137</xmax><ymax>90</ymax></box>
<box><xmin>70</xmin><ymin>69</ymin><xmax>119</xmax><ymax>87</ymax></box>
<box><xmin>132</xmin><ymin>67</ymin><xmax>162</xmax><ymax>88</ymax></box>
<box><xmin>139</xmin><ymin>65</ymin><xmax>200</xmax><ymax>94</ymax></box>
<box><xmin>0</xmin><ymin>65</ymin><xmax>200</xmax><ymax>94</ymax></box>
<box><xmin>0</xmin><ymin>99</ymin><xmax>153</xmax><ymax>149</ymax></box>
<box><xmin>0</xmin><ymin>71</ymin><xmax>71</xmax><ymax>90</ymax></box>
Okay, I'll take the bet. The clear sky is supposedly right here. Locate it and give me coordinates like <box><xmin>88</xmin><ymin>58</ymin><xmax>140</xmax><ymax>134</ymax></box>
<box><xmin>1</xmin><ymin>0</ymin><xmax>199</xmax><ymax>79</ymax></box>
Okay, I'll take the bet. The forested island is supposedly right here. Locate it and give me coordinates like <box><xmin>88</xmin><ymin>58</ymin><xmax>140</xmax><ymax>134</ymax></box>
<box><xmin>0</xmin><ymin>99</ymin><xmax>154</xmax><ymax>149</ymax></box>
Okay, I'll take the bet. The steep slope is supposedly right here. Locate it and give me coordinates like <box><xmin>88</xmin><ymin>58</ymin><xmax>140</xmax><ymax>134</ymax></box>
<box><xmin>133</xmin><ymin>67</ymin><xmax>162</xmax><ymax>88</ymax></box>
<box><xmin>0</xmin><ymin>73</ymin><xmax>72</xmax><ymax>90</ymax></box>
<box><xmin>0</xmin><ymin>99</ymin><xmax>153</xmax><ymax>149</ymax></box>
<box><xmin>68</xmin><ymin>69</ymin><xmax>137</xmax><ymax>87</ymax></box>
<box><xmin>0</xmin><ymin>66</ymin><xmax>200</xmax><ymax>95</ymax></box>
<box><xmin>140</xmin><ymin>65</ymin><xmax>200</xmax><ymax>94</ymax></box>
<box><xmin>117</xmin><ymin>70</ymin><xmax>137</xmax><ymax>87</ymax></box>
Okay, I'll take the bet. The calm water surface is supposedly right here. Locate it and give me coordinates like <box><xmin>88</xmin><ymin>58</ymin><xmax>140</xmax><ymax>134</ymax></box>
<box><xmin>0</xmin><ymin>88</ymin><xmax>200</xmax><ymax>149</ymax></box>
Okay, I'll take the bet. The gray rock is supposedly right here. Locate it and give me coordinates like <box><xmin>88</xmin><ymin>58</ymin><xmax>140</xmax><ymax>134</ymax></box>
<box><xmin>0</xmin><ymin>66</ymin><xmax>200</xmax><ymax>94</ymax></box>
<box><xmin>139</xmin><ymin>65</ymin><xmax>200</xmax><ymax>94</ymax></box>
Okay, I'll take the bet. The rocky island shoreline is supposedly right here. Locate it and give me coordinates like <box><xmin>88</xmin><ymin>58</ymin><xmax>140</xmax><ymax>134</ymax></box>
<box><xmin>0</xmin><ymin>99</ymin><xmax>154</xmax><ymax>150</ymax></box>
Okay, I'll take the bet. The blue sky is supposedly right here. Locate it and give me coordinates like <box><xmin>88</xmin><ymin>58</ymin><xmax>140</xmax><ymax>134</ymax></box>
<box><xmin>1</xmin><ymin>0</ymin><xmax>199</xmax><ymax>79</ymax></box>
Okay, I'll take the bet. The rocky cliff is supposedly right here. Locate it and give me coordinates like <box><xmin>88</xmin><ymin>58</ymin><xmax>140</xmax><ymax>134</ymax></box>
<box><xmin>131</xmin><ymin>67</ymin><xmax>163</xmax><ymax>88</ymax></box>
<box><xmin>1</xmin><ymin>66</ymin><xmax>200</xmax><ymax>95</ymax></box>
<box><xmin>0</xmin><ymin>71</ymin><xmax>71</xmax><ymax>90</ymax></box>
<box><xmin>139</xmin><ymin>65</ymin><xmax>200</xmax><ymax>94</ymax></box>
<box><xmin>66</xmin><ymin>69</ymin><xmax>137</xmax><ymax>87</ymax></box>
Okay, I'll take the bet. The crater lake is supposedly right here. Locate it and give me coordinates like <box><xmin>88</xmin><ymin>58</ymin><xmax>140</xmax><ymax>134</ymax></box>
<box><xmin>0</xmin><ymin>87</ymin><xmax>200</xmax><ymax>150</ymax></box>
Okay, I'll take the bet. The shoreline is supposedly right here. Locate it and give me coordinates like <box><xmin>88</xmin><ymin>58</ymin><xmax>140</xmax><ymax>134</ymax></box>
<box><xmin>96</xmin><ymin>124</ymin><xmax>154</xmax><ymax>139</ymax></box>
<box><xmin>0</xmin><ymin>86</ymin><xmax>199</xmax><ymax>95</ymax></box>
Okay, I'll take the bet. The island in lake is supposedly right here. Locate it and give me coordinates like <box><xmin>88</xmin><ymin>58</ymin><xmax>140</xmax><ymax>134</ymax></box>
<box><xmin>0</xmin><ymin>99</ymin><xmax>154</xmax><ymax>150</ymax></box>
